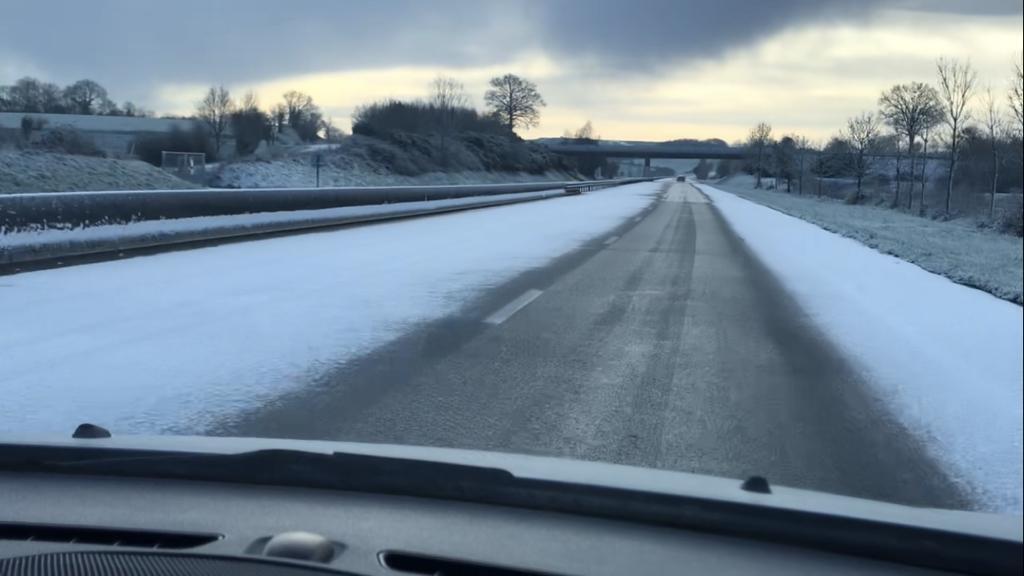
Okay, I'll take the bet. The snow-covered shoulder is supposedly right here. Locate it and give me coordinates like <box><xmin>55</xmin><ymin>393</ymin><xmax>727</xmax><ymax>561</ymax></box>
<box><xmin>697</xmin><ymin>182</ymin><xmax>1023</xmax><ymax>514</ymax></box>
<box><xmin>0</xmin><ymin>182</ymin><xmax>658</xmax><ymax>438</ymax></box>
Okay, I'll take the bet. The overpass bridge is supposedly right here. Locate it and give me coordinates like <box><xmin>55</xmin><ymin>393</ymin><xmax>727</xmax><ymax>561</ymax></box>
<box><xmin>540</xmin><ymin>140</ymin><xmax>948</xmax><ymax>175</ymax></box>
<box><xmin>538</xmin><ymin>141</ymin><xmax>747</xmax><ymax>174</ymax></box>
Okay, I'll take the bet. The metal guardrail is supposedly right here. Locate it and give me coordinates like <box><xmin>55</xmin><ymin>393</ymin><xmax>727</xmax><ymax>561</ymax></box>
<box><xmin>0</xmin><ymin>178</ymin><xmax>655</xmax><ymax>233</ymax></box>
<box><xmin>563</xmin><ymin>180</ymin><xmax>634</xmax><ymax>195</ymax></box>
<box><xmin>0</xmin><ymin>177</ymin><xmax>657</xmax><ymax>270</ymax></box>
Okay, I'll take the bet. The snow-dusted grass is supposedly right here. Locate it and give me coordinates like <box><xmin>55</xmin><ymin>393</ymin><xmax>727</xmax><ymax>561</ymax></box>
<box><xmin>0</xmin><ymin>190</ymin><xmax>565</xmax><ymax>252</ymax></box>
<box><xmin>698</xmin><ymin>182</ymin><xmax>1023</xmax><ymax>513</ymax></box>
<box><xmin>213</xmin><ymin>155</ymin><xmax>573</xmax><ymax>189</ymax></box>
<box><xmin>0</xmin><ymin>150</ymin><xmax>197</xmax><ymax>193</ymax></box>
<box><xmin>710</xmin><ymin>175</ymin><xmax>1023</xmax><ymax>304</ymax></box>
<box><xmin>0</xmin><ymin>182</ymin><xmax>657</xmax><ymax>436</ymax></box>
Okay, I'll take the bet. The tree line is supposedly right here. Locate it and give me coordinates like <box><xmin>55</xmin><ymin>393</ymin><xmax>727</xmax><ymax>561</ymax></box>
<box><xmin>351</xmin><ymin>73</ymin><xmax>546</xmax><ymax>137</ymax></box>
<box><xmin>0</xmin><ymin>77</ymin><xmax>148</xmax><ymax>117</ymax></box>
<box><xmin>191</xmin><ymin>72</ymin><xmax>546</xmax><ymax>159</ymax></box>
<box><xmin>192</xmin><ymin>86</ymin><xmax>331</xmax><ymax>156</ymax></box>
<box><xmin>2</xmin><ymin>69</ymin><xmax>551</xmax><ymax>170</ymax></box>
<box><xmin>735</xmin><ymin>55</ymin><xmax>1023</xmax><ymax>227</ymax></box>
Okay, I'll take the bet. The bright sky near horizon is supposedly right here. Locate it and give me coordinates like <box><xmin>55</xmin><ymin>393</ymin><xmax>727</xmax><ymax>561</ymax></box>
<box><xmin>1</xmin><ymin>0</ymin><xmax>1021</xmax><ymax>142</ymax></box>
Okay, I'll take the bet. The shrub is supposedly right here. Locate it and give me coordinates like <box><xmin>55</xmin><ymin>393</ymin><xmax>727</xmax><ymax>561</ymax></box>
<box><xmin>693</xmin><ymin>159</ymin><xmax>712</xmax><ymax>180</ymax></box>
<box><xmin>35</xmin><ymin>126</ymin><xmax>104</xmax><ymax>157</ymax></box>
<box><xmin>134</xmin><ymin>126</ymin><xmax>215</xmax><ymax>165</ymax></box>
<box><xmin>353</xmin><ymin>99</ymin><xmax>508</xmax><ymax>138</ymax></box>
<box><xmin>231</xmin><ymin>109</ymin><xmax>272</xmax><ymax>156</ymax></box>
<box><xmin>361</xmin><ymin>138</ymin><xmax>423</xmax><ymax>176</ymax></box>
<box><xmin>20</xmin><ymin>115</ymin><xmax>47</xmax><ymax>140</ymax></box>
<box><xmin>345</xmin><ymin>98</ymin><xmax>576</xmax><ymax>176</ymax></box>
<box><xmin>998</xmin><ymin>194</ymin><xmax>1024</xmax><ymax>237</ymax></box>
<box><xmin>716</xmin><ymin>159</ymin><xmax>737</xmax><ymax>178</ymax></box>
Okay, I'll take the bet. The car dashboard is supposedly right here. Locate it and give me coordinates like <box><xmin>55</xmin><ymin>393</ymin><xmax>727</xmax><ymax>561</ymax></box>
<box><xmin>0</xmin><ymin>470</ymin><xmax>978</xmax><ymax>576</ymax></box>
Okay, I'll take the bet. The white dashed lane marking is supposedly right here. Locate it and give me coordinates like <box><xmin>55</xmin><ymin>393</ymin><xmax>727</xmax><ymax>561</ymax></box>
<box><xmin>484</xmin><ymin>289</ymin><xmax>544</xmax><ymax>325</ymax></box>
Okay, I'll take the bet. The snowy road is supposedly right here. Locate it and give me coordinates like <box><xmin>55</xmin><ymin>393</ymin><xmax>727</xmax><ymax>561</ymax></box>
<box><xmin>1</xmin><ymin>181</ymin><xmax>1020</xmax><ymax>513</ymax></box>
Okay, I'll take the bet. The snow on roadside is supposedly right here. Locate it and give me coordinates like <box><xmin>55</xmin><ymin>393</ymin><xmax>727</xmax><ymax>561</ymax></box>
<box><xmin>0</xmin><ymin>183</ymin><xmax>658</xmax><ymax>437</ymax></box>
<box><xmin>710</xmin><ymin>175</ymin><xmax>1023</xmax><ymax>304</ymax></box>
<box><xmin>212</xmin><ymin>156</ymin><xmax>574</xmax><ymax>189</ymax></box>
<box><xmin>1</xmin><ymin>151</ymin><xmax>197</xmax><ymax>193</ymax></box>
<box><xmin>697</xmin><ymin>182</ymin><xmax>1023</xmax><ymax>513</ymax></box>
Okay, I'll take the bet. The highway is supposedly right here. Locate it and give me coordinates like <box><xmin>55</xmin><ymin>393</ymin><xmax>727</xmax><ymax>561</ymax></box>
<box><xmin>216</xmin><ymin>182</ymin><xmax>968</xmax><ymax>510</ymax></box>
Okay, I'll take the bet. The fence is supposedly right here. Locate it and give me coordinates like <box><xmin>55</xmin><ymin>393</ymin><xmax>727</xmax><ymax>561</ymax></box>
<box><xmin>161</xmin><ymin>151</ymin><xmax>206</xmax><ymax>178</ymax></box>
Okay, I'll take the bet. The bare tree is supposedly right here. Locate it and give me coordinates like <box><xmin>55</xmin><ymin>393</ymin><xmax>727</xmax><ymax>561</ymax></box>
<box><xmin>281</xmin><ymin>91</ymin><xmax>322</xmax><ymax>141</ymax></box>
<box><xmin>773</xmin><ymin>136</ymin><xmax>797</xmax><ymax>192</ymax></box>
<box><xmin>982</xmin><ymin>86</ymin><xmax>1006</xmax><ymax>220</ymax></box>
<box><xmin>1</xmin><ymin>77</ymin><xmax>64</xmax><ymax>113</ymax></box>
<box><xmin>0</xmin><ymin>77</ymin><xmax>65</xmax><ymax>113</ymax></box>
<box><xmin>790</xmin><ymin>134</ymin><xmax>811</xmax><ymax>195</ymax></box>
<box><xmin>39</xmin><ymin>82</ymin><xmax>65</xmax><ymax>113</ymax></box>
<box><xmin>429</xmin><ymin>75</ymin><xmax>469</xmax><ymax>112</ymax></box>
<box><xmin>5</xmin><ymin>77</ymin><xmax>46</xmax><ymax>112</ymax></box>
<box><xmin>915</xmin><ymin>105</ymin><xmax>945</xmax><ymax>215</ymax></box>
<box><xmin>484</xmin><ymin>74</ymin><xmax>546</xmax><ymax>133</ymax></box>
<box><xmin>889</xmin><ymin>132</ymin><xmax>904</xmax><ymax>207</ymax></box>
<box><xmin>238</xmin><ymin>90</ymin><xmax>260</xmax><ymax>112</ymax></box>
<box><xmin>428</xmin><ymin>76</ymin><xmax>468</xmax><ymax>166</ymax></box>
<box><xmin>844</xmin><ymin>112</ymin><xmax>882</xmax><ymax>203</ymax></box>
<box><xmin>63</xmin><ymin>79</ymin><xmax>110</xmax><ymax>115</ymax></box>
<box><xmin>814</xmin><ymin>142</ymin><xmax>825</xmax><ymax>197</ymax></box>
<box><xmin>936</xmin><ymin>57</ymin><xmax>977</xmax><ymax>215</ymax></box>
<box><xmin>1010</xmin><ymin>55</ymin><xmax>1023</xmax><ymax>138</ymax></box>
<box><xmin>282</xmin><ymin>91</ymin><xmax>315</xmax><ymax>124</ymax></box>
<box><xmin>573</xmin><ymin>120</ymin><xmax>596</xmax><ymax>141</ymax></box>
<box><xmin>197</xmin><ymin>86</ymin><xmax>234</xmax><ymax>155</ymax></box>
<box><xmin>270</xmin><ymin>103</ymin><xmax>287</xmax><ymax>136</ymax></box>
<box><xmin>746</xmin><ymin>122</ymin><xmax>773</xmax><ymax>189</ymax></box>
<box><xmin>879</xmin><ymin>82</ymin><xmax>941</xmax><ymax>211</ymax></box>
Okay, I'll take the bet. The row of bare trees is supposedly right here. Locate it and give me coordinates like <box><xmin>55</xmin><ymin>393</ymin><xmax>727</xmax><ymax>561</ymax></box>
<box><xmin>743</xmin><ymin>55</ymin><xmax>1023</xmax><ymax>222</ymax></box>
<box><xmin>0</xmin><ymin>77</ymin><xmax>147</xmax><ymax>117</ymax></box>
<box><xmin>192</xmin><ymin>72</ymin><xmax>546</xmax><ymax>158</ymax></box>
<box><xmin>194</xmin><ymin>86</ymin><xmax>332</xmax><ymax>155</ymax></box>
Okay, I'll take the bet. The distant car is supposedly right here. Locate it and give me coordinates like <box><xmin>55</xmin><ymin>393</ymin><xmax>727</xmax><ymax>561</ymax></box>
<box><xmin>676</xmin><ymin>175</ymin><xmax>687</xmax><ymax>182</ymax></box>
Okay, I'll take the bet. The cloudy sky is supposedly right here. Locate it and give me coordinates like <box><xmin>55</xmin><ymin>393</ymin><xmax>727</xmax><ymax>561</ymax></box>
<box><xmin>1</xmin><ymin>0</ymin><xmax>1021</xmax><ymax>142</ymax></box>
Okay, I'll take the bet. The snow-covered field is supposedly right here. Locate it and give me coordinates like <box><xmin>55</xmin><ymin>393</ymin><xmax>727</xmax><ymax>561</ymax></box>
<box><xmin>0</xmin><ymin>151</ymin><xmax>197</xmax><ymax>193</ymax></box>
<box><xmin>698</xmin><ymin>182</ymin><xmax>1023</xmax><ymax>513</ymax></box>
<box><xmin>212</xmin><ymin>155</ymin><xmax>573</xmax><ymax>189</ymax></box>
<box><xmin>0</xmin><ymin>182</ymin><xmax>657</xmax><ymax>435</ymax></box>
<box><xmin>710</xmin><ymin>175</ymin><xmax>1023</xmax><ymax>304</ymax></box>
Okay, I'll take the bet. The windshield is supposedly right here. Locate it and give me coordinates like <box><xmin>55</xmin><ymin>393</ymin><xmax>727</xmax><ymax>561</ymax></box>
<box><xmin>0</xmin><ymin>0</ymin><xmax>1021</xmax><ymax>518</ymax></box>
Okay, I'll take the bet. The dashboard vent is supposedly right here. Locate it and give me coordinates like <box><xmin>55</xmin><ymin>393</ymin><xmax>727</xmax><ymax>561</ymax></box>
<box><xmin>381</xmin><ymin>551</ymin><xmax>563</xmax><ymax>576</ymax></box>
<box><xmin>0</xmin><ymin>523</ymin><xmax>220</xmax><ymax>550</ymax></box>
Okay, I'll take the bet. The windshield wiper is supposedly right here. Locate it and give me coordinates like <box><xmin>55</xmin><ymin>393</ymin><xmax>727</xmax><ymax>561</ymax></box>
<box><xmin>0</xmin><ymin>442</ymin><xmax>516</xmax><ymax>501</ymax></box>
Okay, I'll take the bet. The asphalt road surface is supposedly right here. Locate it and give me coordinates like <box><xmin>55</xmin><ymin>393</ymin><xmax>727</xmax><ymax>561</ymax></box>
<box><xmin>218</xmin><ymin>182</ymin><xmax>968</xmax><ymax>509</ymax></box>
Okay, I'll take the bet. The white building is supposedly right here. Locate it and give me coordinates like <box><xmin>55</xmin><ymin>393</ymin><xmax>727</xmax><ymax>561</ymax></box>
<box><xmin>0</xmin><ymin>112</ymin><xmax>206</xmax><ymax>157</ymax></box>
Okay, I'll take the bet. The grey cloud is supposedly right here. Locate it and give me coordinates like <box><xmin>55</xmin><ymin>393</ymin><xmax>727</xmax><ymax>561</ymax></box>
<box><xmin>0</xmin><ymin>0</ymin><xmax>1017</xmax><ymax>103</ymax></box>
<box><xmin>529</xmin><ymin>0</ymin><xmax>887</xmax><ymax>70</ymax></box>
<box><xmin>893</xmin><ymin>0</ymin><xmax>1023</xmax><ymax>14</ymax></box>
<box><xmin>0</xmin><ymin>0</ymin><xmax>504</xmax><ymax>88</ymax></box>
